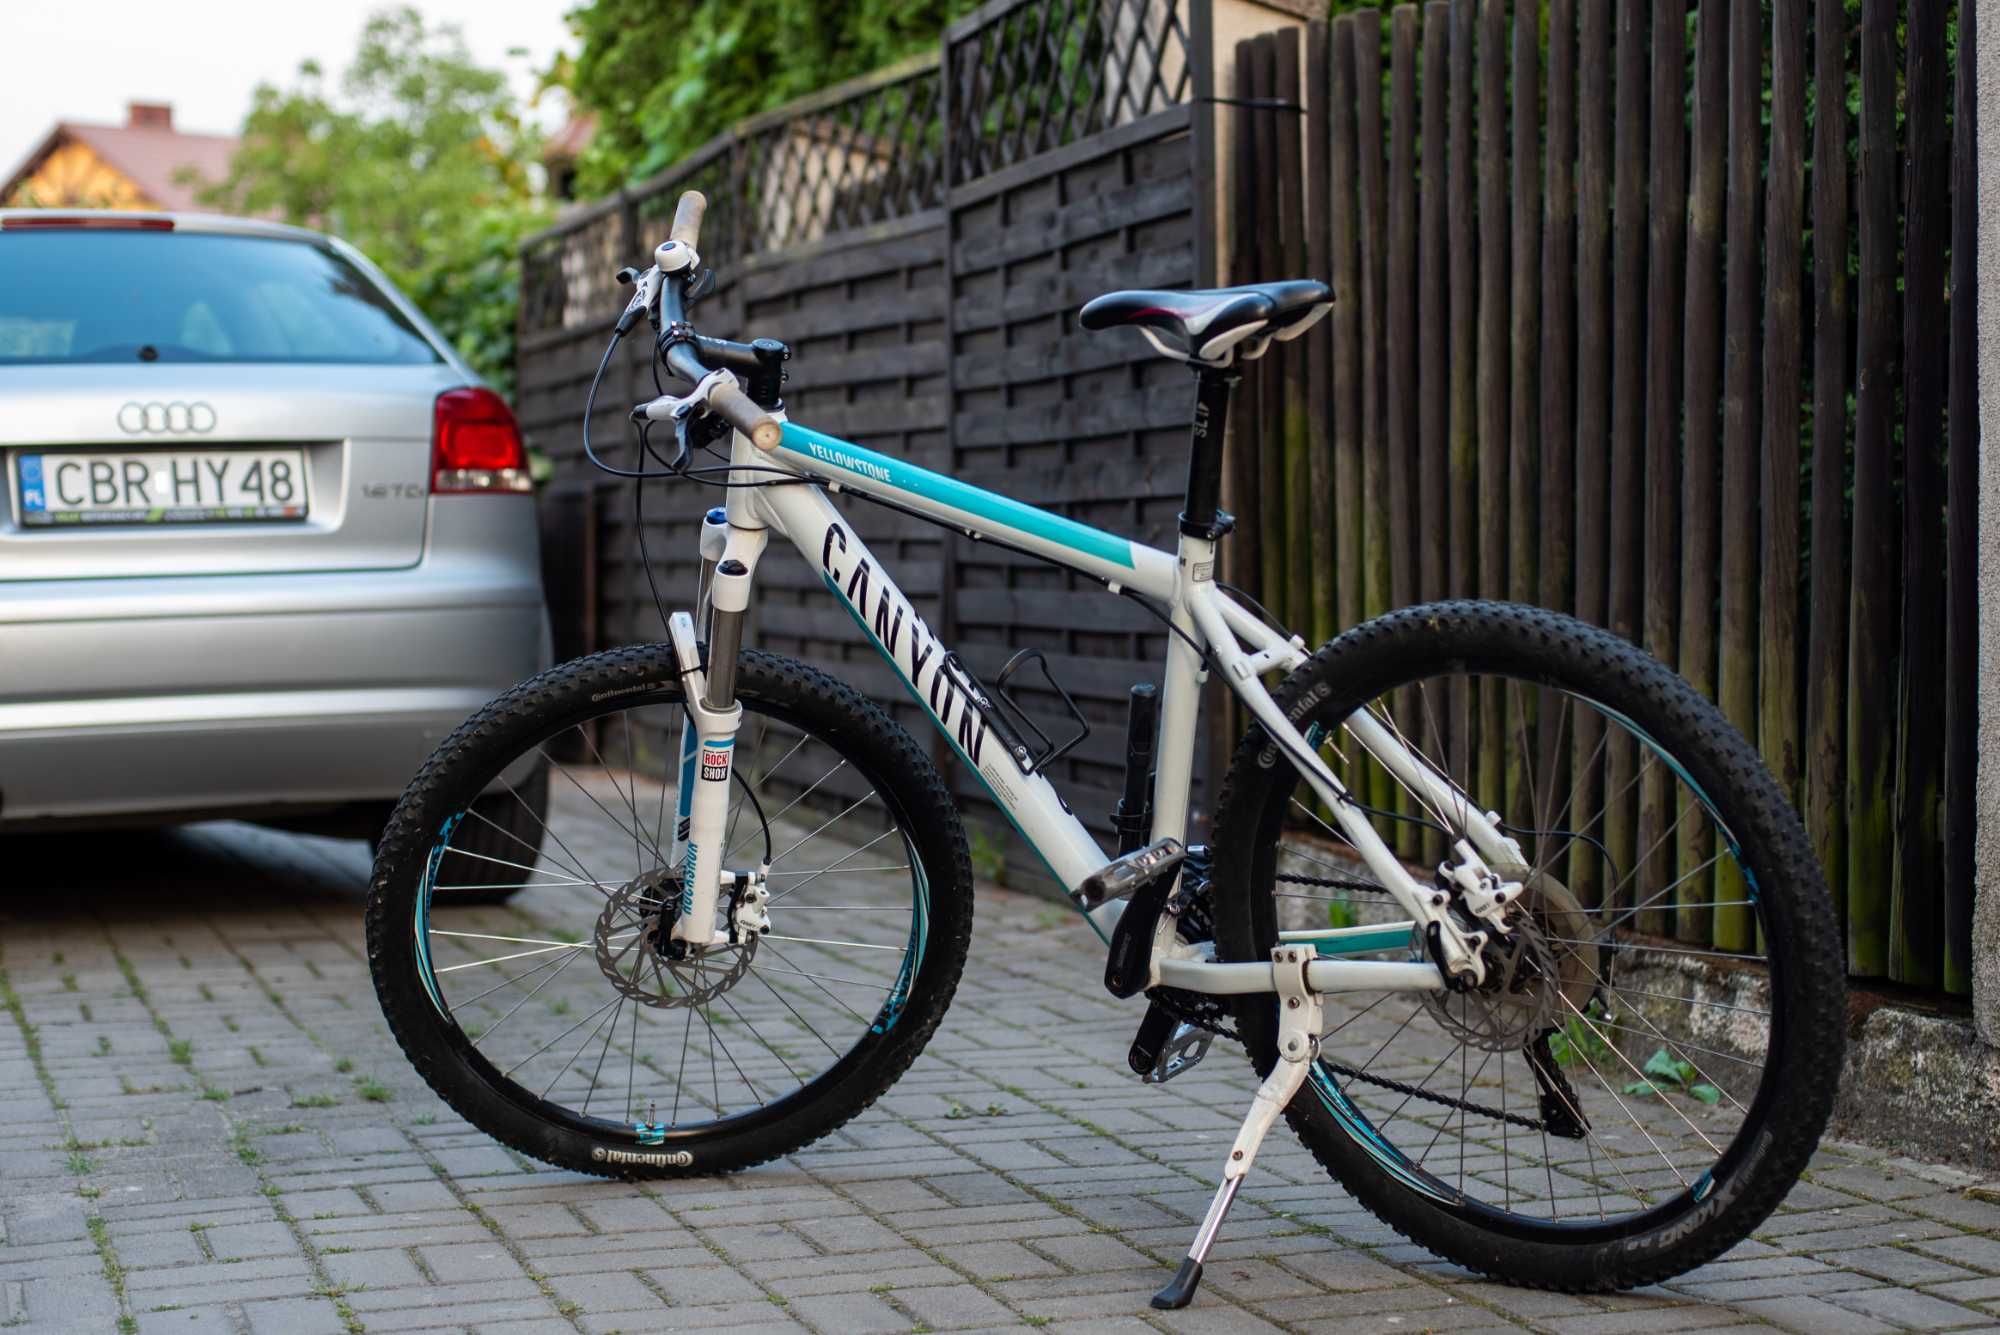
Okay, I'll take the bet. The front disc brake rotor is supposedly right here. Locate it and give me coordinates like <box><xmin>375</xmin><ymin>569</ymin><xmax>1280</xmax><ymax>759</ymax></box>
<box><xmin>594</xmin><ymin>869</ymin><xmax>755</xmax><ymax>1009</ymax></box>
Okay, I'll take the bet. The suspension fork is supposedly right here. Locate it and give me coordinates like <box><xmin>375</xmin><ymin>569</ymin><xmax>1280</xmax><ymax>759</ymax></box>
<box><xmin>667</xmin><ymin>521</ymin><xmax>767</xmax><ymax>949</ymax></box>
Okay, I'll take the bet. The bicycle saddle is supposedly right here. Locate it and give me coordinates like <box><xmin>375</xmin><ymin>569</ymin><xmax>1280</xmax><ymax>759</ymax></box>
<box><xmin>1079</xmin><ymin>280</ymin><xmax>1331</xmax><ymax>365</ymax></box>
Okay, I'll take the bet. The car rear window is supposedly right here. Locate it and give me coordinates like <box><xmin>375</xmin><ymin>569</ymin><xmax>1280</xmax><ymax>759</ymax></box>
<box><xmin>0</xmin><ymin>229</ymin><xmax>443</xmax><ymax>366</ymax></box>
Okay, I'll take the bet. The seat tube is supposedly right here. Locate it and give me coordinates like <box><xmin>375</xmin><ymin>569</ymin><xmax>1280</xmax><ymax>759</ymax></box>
<box><xmin>1150</xmin><ymin>539</ymin><xmax>1209</xmax><ymax>845</ymax></box>
<box><xmin>1151</xmin><ymin>366</ymin><xmax>1238</xmax><ymax>843</ymax></box>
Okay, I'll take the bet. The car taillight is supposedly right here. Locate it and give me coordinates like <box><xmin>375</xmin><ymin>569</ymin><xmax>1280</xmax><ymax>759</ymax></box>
<box><xmin>432</xmin><ymin>387</ymin><xmax>532</xmax><ymax>494</ymax></box>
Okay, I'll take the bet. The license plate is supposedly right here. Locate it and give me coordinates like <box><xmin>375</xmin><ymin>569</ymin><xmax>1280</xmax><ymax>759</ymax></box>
<box><xmin>16</xmin><ymin>449</ymin><xmax>310</xmax><ymax>525</ymax></box>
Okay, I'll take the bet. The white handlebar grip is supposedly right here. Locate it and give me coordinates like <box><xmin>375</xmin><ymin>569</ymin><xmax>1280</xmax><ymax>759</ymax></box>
<box><xmin>670</xmin><ymin>190</ymin><xmax>707</xmax><ymax>249</ymax></box>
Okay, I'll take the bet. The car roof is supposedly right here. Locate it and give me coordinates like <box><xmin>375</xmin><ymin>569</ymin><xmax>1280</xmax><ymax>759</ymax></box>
<box><xmin>0</xmin><ymin>209</ymin><xmax>334</xmax><ymax>247</ymax></box>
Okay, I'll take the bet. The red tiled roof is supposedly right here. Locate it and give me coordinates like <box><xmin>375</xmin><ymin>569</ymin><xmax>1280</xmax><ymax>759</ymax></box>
<box><xmin>59</xmin><ymin>120</ymin><xmax>239</xmax><ymax>211</ymax></box>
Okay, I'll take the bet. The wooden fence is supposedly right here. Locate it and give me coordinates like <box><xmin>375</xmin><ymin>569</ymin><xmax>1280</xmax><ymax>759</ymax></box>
<box><xmin>517</xmin><ymin>0</ymin><xmax>1216</xmax><ymax>889</ymax></box>
<box><xmin>1231</xmin><ymin>0</ymin><xmax>1981</xmax><ymax>994</ymax></box>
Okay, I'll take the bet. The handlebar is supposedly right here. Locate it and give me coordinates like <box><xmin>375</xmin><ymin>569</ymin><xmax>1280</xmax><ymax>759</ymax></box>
<box><xmin>642</xmin><ymin>190</ymin><xmax>783</xmax><ymax>451</ymax></box>
<box><xmin>670</xmin><ymin>190</ymin><xmax>706</xmax><ymax>249</ymax></box>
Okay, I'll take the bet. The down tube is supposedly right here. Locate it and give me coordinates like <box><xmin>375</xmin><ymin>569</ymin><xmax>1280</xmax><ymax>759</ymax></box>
<box><xmin>758</xmin><ymin>481</ymin><xmax>1109</xmax><ymax>894</ymax></box>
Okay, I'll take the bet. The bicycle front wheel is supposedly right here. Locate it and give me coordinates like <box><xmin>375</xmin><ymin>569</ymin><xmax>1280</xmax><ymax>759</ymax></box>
<box><xmin>1210</xmin><ymin>601</ymin><xmax>1844</xmax><ymax>1291</ymax></box>
<box><xmin>366</xmin><ymin>644</ymin><xmax>973</xmax><ymax>1178</ymax></box>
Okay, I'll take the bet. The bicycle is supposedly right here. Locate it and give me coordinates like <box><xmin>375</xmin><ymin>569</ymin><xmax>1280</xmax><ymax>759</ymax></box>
<box><xmin>366</xmin><ymin>190</ymin><xmax>1844</xmax><ymax>1310</ymax></box>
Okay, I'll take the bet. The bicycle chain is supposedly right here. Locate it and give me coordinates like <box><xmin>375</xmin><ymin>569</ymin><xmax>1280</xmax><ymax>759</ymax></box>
<box><xmin>1145</xmin><ymin>870</ymin><xmax>1547</xmax><ymax>1133</ymax></box>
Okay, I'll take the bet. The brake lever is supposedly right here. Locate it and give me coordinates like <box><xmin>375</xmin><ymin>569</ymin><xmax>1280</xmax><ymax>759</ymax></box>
<box><xmin>613</xmin><ymin>264</ymin><xmax>665</xmax><ymax>335</ymax></box>
<box><xmin>631</xmin><ymin>367</ymin><xmax>735</xmax><ymax>473</ymax></box>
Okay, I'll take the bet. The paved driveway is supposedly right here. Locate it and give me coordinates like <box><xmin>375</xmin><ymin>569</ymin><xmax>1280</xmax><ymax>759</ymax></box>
<box><xmin>4</xmin><ymin>810</ymin><xmax>2000</xmax><ymax>1334</ymax></box>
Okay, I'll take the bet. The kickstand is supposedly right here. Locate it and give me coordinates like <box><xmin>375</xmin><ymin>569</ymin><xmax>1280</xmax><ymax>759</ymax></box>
<box><xmin>1153</xmin><ymin>946</ymin><xmax>1322</xmax><ymax>1311</ymax></box>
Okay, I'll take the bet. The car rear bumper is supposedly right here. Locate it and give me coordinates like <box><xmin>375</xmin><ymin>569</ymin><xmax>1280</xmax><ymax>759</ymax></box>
<box><xmin>0</xmin><ymin>515</ymin><xmax>550</xmax><ymax>824</ymax></box>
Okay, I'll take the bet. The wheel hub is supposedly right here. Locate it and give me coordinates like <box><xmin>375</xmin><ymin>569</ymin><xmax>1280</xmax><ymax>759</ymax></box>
<box><xmin>593</xmin><ymin>868</ymin><xmax>755</xmax><ymax>1009</ymax></box>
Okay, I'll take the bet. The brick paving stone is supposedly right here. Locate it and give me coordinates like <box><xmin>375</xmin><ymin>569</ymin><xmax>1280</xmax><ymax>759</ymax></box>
<box><xmin>1826</xmin><ymin>1285</ymin><xmax>1997</xmax><ymax>1330</ymax></box>
<box><xmin>9</xmin><ymin>818</ymin><xmax>2000</xmax><ymax>1334</ymax></box>
<box><xmin>133</xmin><ymin>1303</ymin><xmax>241</xmax><ymax>1334</ymax></box>
<box><xmin>241</xmin><ymin>1294</ymin><xmax>352</xmax><ymax>1334</ymax></box>
<box><xmin>322</xmin><ymin>1244</ymin><xmax>428</xmax><ymax>1291</ymax></box>
<box><xmin>1732</xmin><ymin>1293</ymin><xmax>1901</xmax><ymax>1334</ymax></box>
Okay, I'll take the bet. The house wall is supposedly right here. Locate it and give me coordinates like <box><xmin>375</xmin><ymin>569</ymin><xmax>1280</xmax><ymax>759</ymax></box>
<box><xmin>4</xmin><ymin>140</ymin><xmax>151</xmax><ymax>209</ymax></box>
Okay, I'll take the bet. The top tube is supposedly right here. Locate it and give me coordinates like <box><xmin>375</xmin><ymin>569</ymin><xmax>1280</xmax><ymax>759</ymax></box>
<box><xmin>768</xmin><ymin>422</ymin><xmax>1178</xmax><ymax>599</ymax></box>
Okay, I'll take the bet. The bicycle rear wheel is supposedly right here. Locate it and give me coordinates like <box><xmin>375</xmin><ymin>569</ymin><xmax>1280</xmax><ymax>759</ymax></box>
<box><xmin>1210</xmin><ymin>601</ymin><xmax>1844</xmax><ymax>1290</ymax></box>
<box><xmin>367</xmin><ymin>644</ymin><xmax>973</xmax><ymax>1177</ymax></box>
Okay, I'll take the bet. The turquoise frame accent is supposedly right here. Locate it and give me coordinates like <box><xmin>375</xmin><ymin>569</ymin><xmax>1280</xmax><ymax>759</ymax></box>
<box><xmin>1283</xmin><ymin>924</ymin><xmax>1418</xmax><ymax>956</ymax></box>
<box><xmin>775</xmin><ymin>422</ymin><xmax>1137</xmax><ymax>570</ymax></box>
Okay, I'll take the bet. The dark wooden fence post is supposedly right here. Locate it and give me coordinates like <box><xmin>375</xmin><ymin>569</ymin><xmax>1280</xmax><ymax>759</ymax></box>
<box><xmin>1760</xmin><ymin>0</ymin><xmax>1807</xmax><ymax>819</ymax></box>
<box><xmin>1419</xmin><ymin>1</ymin><xmax>1450</xmax><ymax>620</ymax></box>
<box><xmin>1330</xmin><ymin>18</ymin><xmax>1363</xmax><ymax>640</ymax></box>
<box><xmin>1305</xmin><ymin>18</ymin><xmax>1336</xmax><ymax>649</ymax></box>
<box><xmin>1943</xmin><ymin>0</ymin><xmax>1979</xmax><ymax>998</ymax></box>
<box><xmin>1891</xmin><ymin>0</ymin><xmax>1950</xmax><ymax>989</ymax></box>
<box><xmin>1603</xmin><ymin>0</ymin><xmax>1647</xmax><ymax>912</ymax></box>
<box><xmin>1637</xmin><ymin>0</ymin><xmax>1686</xmax><ymax>936</ymax></box>
<box><xmin>1713</xmin><ymin>0</ymin><xmax>1763</xmax><ymax>953</ymax></box>
<box><xmin>1567</xmin><ymin>0</ymin><xmax>1611</xmax><ymax>909</ymax></box>
<box><xmin>1474</xmin><ymin>0</ymin><xmax>1508</xmax><ymax>814</ymax></box>
<box><xmin>1848</xmin><ymin>0</ymin><xmax>1900</xmax><ymax>976</ymax></box>
<box><xmin>1804</xmin><ymin>0</ymin><xmax>1851</xmax><ymax>934</ymax></box>
<box><xmin>1276</xmin><ymin>26</ymin><xmax>1313</xmax><ymax>645</ymax></box>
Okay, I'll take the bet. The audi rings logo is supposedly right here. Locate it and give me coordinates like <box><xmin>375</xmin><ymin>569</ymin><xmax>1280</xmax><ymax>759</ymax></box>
<box><xmin>117</xmin><ymin>401</ymin><xmax>217</xmax><ymax>435</ymax></box>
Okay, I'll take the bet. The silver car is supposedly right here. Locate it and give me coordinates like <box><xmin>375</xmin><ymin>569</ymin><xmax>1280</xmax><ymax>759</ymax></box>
<box><xmin>0</xmin><ymin>211</ymin><xmax>550</xmax><ymax>898</ymax></box>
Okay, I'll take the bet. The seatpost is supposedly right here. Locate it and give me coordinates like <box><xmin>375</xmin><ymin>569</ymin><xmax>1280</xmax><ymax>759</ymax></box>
<box><xmin>1179</xmin><ymin>366</ymin><xmax>1240</xmax><ymax>539</ymax></box>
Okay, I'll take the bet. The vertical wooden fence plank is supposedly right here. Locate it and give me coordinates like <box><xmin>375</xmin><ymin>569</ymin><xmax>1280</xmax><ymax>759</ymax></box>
<box><xmin>1804</xmin><ymin>0</ymin><xmax>1851</xmax><ymax>930</ymax></box>
<box><xmin>1568</xmin><ymin>0</ymin><xmax>1612</xmax><ymax>908</ymax></box>
<box><xmin>1357</xmin><ymin>8</ymin><xmax>1390</xmax><ymax>634</ymax></box>
<box><xmin>1943</xmin><ymin>0</ymin><xmax>1979</xmax><ymax>997</ymax></box>
<box><xmin>1355</xmin><ymin>8</ymin><xmax>1394</xmax><ymax>811</ymax></box>
<box><xmin>1713</xmin><ymin>0</ymin><xmax>1763</xmax><ymax>953</ymax></box>
<box><xmin>1446</xmin><ymin>0</ymin><xmax>1477</xmax><ymax>815</ymax></box>
<box><xmin>1676</xmin><ymin>0</ymin><xmax>1728</xmax><ymax>942</ymax></box>
<box><xmin>1891</xmin><ymin>0</ymin><xmax>1948</xmax><ymax>989</ymax></box>
<box><xmin>1507</xmin><ymin>0</ymin><xmax>1539</xmax><ymax>614</ymax></box>
<box><xmin>1534</xmin><ymin>0</ymin><xmax>1575</xmax><ymax>844</ymax></box>
<box><xmin>1761</xmin><ymin>0</ymin><xmax>1807</xmax><ymax>815</ymax></box>
<box><xmin>1419</xmin><ymin>2</ymin><xmax>1450</xmax><ymax>615</ymax></box>
<box><xmin>1231</xmin><ymin>41</ymin><xmax>1265</xmax><ymax>610</ymax></box>
<box><xmin>1419</xmin><ymin>1</ymin><xmax>1450</xmax><ymax>867</ymax></box>
<box><xmin>1848</xmin><ymin>0</ymin><xmax>1900</xmax><ymax>976</ymax></box>
<box><xmin>1275</xmin><ymin>27</ymin><xmax>1313</xmax><ymax>643</ymax></box>
<box><xmin>1474</xmin><ymin>0</ymin><xmax>1508</xmax><ymax>809</ymax></box>
<box><xmin>1388</xmin><ymin>6</ymin><xmax>1420</xmax><ymax>621</ymax></box>
<box><xmin>1502</xmin><ymin>0</ymin><xmax>1541</xmax><ymax>831</ymax></box>
<box><xmin>1387</xmin><ymin>7</ymin><xmax>1422</xmax><ymax>859</ymax></box>
<box><xmin>1539</xmin><ymin>0</ymin><xmax>1576</xmax><ymax>625</ymax></box>
<box><xmin>1636</xmin><ymin>0</ymin><xmax>1686</xmax><ymax>936</ymax></box>
<box><xmin>1603</xmin><ymin>0</ymin><xmax>1648</xmax><ymax>911</ymax></box>
<box><xmin>1305</xmin><ymin>20</ymin><xmax>1336</xmax><ymax>650</ymax></box>
<box><xmin>1251</xmin><ymin>35</ymin><xmax>1285</xmax><ymax>610</ymax></box>
<box><xmin>1447</xmin><ymin>0</ymin><xmax>1476</xmax><ymax>611</ymax></box>
<box><xmin>1330</xmin><ymin>19</ymin><xmax>1363</xmax><ymax>640</ymax></box>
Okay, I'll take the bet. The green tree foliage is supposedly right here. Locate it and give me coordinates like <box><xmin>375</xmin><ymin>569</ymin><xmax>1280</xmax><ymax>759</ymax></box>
<box><xmin>559</xmin><ymin>0</ymin><xmax>973</xmax><ymax>195</ymax></box>
<box><xmin>201</xmin><ymin>7</ymin><xmax>548</xmax><ymax>396</ymax></box>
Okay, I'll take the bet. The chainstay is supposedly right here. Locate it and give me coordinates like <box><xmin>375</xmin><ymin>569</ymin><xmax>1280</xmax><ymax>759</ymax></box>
<box><xmin>1158</xmin><ymin>873</ymin><xmax>1544</xmax><ymax>1131</ymax></box>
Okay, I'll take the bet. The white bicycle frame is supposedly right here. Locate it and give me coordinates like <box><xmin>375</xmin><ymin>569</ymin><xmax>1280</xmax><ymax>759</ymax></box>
<box><xmin>663</xmin><ymin>413</ymin><xmax>1525</xmax><ymax>1000</ymax></box>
